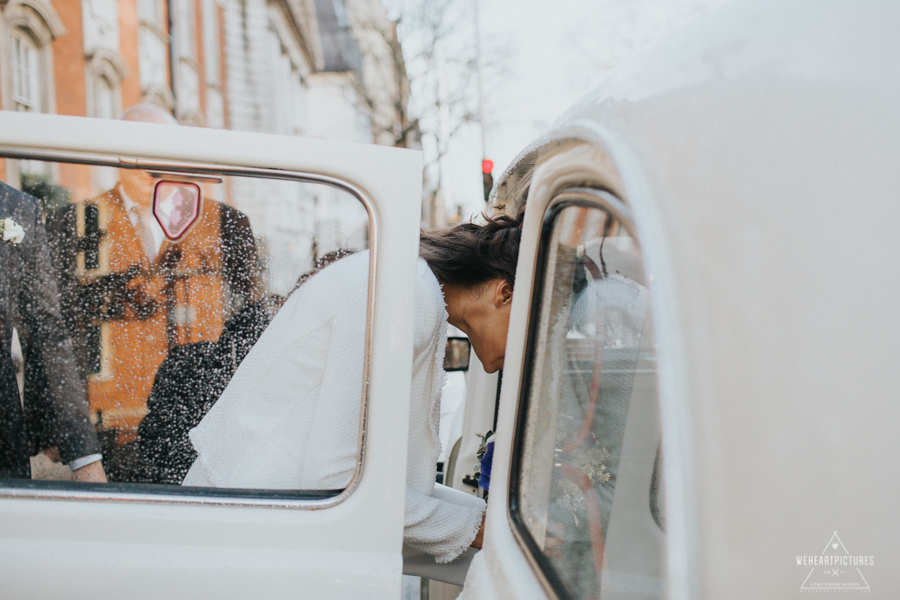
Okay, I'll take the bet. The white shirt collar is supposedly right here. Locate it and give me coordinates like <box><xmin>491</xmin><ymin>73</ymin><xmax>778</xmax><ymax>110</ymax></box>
<box><xmin>117</xmin><ymin>183</ymin><xmax>137</xmax><ymax>214</ymax></box>
<box><xmin>116</xmin><ymin>183</ymin><xmax>165</xmax><ymax>256</ymax></box>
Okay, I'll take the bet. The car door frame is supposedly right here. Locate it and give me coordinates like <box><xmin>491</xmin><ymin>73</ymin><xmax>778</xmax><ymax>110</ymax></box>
<box><xmin>0</xmin><ymin>111</ymin><xmax>424</xmax><ymax>599</ymax></box>
<box><xmin>463</xmin><ymin>133</ymin><xmax>689</xmax><ymax>599</ymax></box>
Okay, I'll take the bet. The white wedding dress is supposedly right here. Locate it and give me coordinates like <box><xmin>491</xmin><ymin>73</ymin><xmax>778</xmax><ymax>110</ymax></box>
<box><xmin>183</xmin><ymin>250</ymin><xmax>484</xmax><ymax>563</ymax></box>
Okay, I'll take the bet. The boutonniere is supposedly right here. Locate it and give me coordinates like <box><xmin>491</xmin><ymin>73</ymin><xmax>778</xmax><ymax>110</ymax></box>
<box><xmin>1</xmin><ymin>218</ymin><xmax>25</xmax><ymax>245</ymax></box>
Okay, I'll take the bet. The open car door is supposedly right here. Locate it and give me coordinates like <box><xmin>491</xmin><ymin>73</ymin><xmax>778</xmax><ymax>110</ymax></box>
<box><xmin>0</xmin><ymin>112</ymin><xmax>423</xmax><ymax>599</ymax></box>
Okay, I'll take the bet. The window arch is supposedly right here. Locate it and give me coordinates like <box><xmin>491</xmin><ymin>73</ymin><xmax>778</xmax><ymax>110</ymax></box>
<box><xmin>10</xmin><ymin>28</ymin><xmax>41</xmax><ymax>112</ymax></box>
<box><xmin>142</xmin><ymin>84</ymin><xmax>176</xmax><ymax>112</ymax></box>
<box><xmin>84</xmin><ymin>49</ymin><xmax>128</xmax><ymax>119</ymax></box>
<box><xmin>94</xmin><ymin>75</ymin><xmax>115</xmax><ymax>118</ymax></box>
<box><xmin>3</xmin><ymin>0</ymin><xmax>64</xmax><ymax>114</ymax></box>
<box><xmin>3</xmin><ymin>0</ymin><xmax>63</xmax><ymax>182</ymax></box>
<box><xmin>82</xmin><ymin>51</ymin><xmax>128</xmax><ymax>192</ymax></box>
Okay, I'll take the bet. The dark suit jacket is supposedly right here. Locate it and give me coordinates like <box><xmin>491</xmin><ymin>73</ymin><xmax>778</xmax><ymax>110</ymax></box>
<box><xmin>0</xmin><ymin>182</ymin><xmax>101</xmax><ymax>478</ymax></box>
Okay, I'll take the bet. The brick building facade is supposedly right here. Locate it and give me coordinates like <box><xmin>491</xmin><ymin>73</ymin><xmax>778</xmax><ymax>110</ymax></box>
<box><xmin>0</xmin><ymin>0</ymin><xmax>409</xmax><ymax>184</ymax></box>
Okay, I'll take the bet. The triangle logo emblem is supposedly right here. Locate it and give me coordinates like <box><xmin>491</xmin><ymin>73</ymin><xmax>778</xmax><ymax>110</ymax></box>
<box><xmin>799</xmin><ymin>532</ymin><xmax>871</xmax><ymax>592</ymax></box>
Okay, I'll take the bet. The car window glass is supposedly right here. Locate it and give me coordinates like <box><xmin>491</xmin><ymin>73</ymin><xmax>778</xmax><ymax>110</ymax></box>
<box><xmin>1</xmin><ymin>156</ymin><xmax>369</xmax><ymax>498</ymax></box>
<box><xmin>512</xmin><ymin>201</ymin><xmax>666</xmax><ymax>599</ymax></box>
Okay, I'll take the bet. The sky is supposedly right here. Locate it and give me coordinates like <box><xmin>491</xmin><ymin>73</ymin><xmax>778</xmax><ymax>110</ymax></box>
<box><xmin>424</xmin><ymin>0</ymin><xmax>734</xmax><ymax>221</ymax></box>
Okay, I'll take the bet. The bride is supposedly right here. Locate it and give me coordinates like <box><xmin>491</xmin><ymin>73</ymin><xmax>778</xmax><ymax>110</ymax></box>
<box><xmin>183</xmin><ymin>215</ymin><xmax>522</xmax><ymax>564</ymax></box>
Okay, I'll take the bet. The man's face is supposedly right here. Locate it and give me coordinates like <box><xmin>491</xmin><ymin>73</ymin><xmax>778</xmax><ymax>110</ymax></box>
<box><xmin>118</xmin><ymin>168</ymin><xmax>155</xmax><ymax>207</ymax></box>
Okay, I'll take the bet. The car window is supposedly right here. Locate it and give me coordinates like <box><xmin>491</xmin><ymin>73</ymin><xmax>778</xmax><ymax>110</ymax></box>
<box><xmin>510</xmin><ymin>198</ymin><xmax>666</xmax><ymax>599</ymax></box>
<box><xmin>1</xmin><ymin>155</ymin><xmax>370</xmax><ymax>500</ymax></box>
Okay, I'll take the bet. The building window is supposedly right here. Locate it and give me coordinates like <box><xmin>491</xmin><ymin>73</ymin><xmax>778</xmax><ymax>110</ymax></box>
<box><xmin>176</xmin><ymin>0</ymin><xmax>196</xmax><ymax>61</ymax></box>
<box><xmin>10</xmin><ymin>27</ymin><xmax>51</xmax><ymax>178</ymax></box>
<box><xmin>137</xmin><ymin>0</ymin><xmax>163</xmax><ymax>30</ymax></box>
<box><xmin>11</xmin><ymin>29</ymin><xmax>42</xmax><ymax>112</ymax></box>
<box><xmin>90</xmin><ymin>73</ymin><xmax>118</xmax><ymax>188</ymax></box>
<box><xmin>202</xmin><ymin>0</ymin><xmax>220</xmax><ymax>86</ymax></box>
<box><xmin>202</xmin><ymin>0</ymin><xmax>227</xmax><ymax>128</ymax></box>
<box><xmin>174</xmin><ymin>0</ymin><xmax>201</xmax><ymax>121</ymax></box>
<box><xmin>4</xmin><ymin>0</ymin><xmax>63</xmax><ymax>184</ymax></box>
<box><xmin>85</xmin><ymin>53</ymin><xmax>126</xmax><ymax>190</ymax></box>
<box><xmin>85</xmin><ymin>51</ymin><xmax>126</xmax><ymax>120</ymax></box>
<box><xmin>290</xmin><ymin>69</ymin><xmax>307</xmax><ymax>136</ymax></box>
<box><xmin>3</xmin><ymin>0</ymin><xmax>63</xmax><ymax>115</ymax></box>
<box><xmin>94</xmin><ymin>75</ymin><xmax>116</xmax><ymax>119</ymax></box>
<box><xmin>332</xmin><ymin>0</ymin><xmax>348</xmax><ymax>28</ymax></box>
<box><xmin>267</xmin><ymin>25</ymin><xmax>307</xmax><ymax>137</ymax></box>
<box><xmin>136</xmin><ymin>0</ymin><xmax>173</xmax><ymax>110</ymax></box>
<box><xmin>88</xmin><ymin>0</ymin><xmax>118</xmax><ymax>41</ymax></box>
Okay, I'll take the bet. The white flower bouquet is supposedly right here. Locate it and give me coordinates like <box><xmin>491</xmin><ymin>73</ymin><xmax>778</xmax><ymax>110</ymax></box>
<box><xmin>1</xmin><ymin>217</ymin><xmax>25</xmax><ymax>244</ymax></box>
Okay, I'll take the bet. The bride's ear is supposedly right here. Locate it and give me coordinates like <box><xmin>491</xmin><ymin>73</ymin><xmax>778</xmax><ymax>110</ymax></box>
<box><xmin>492</xmin><ymin>279</ymin><xmax>513</xmax><ymax>308</ymax></box>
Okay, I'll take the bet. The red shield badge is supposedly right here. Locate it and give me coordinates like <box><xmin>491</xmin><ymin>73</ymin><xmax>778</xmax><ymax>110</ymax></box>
<box><xmin>152</xmin><ymin>180</ymin><xmax>202</xmax><ymax>241</ymax></box>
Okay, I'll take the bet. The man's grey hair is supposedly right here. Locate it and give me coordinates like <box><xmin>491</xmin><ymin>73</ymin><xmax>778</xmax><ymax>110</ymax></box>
<box><xmin>120</xmin><ymin>104</ymin><xmax>179</xmax><ymax>126</ymax></box>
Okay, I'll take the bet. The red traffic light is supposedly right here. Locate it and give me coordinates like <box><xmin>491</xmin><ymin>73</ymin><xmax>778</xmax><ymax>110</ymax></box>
<box><xmin>481</xmin><ymin>159</ymin><xmax>494</xmax><ymax>174</ymax></box>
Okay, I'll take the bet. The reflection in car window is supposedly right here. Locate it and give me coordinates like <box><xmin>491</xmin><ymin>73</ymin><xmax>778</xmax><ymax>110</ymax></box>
<box><xmin>512</xmin><ymin>201</ymin><xmax>666</xmax><ymax>599</ymax></box>
<box><xmin>1</xmin><ymin>156</ymin><xmax>368</xmax><ymax>492</ymax></box>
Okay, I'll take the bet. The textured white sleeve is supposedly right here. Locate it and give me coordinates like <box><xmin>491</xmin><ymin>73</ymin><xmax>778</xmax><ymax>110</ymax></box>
<box><xmin>404</xmin><ymin>485</ymin><xmax>486</xmax><ymax>564</ymax></box>
<box><xmin>300</xmin><ymin>296</ymin><xmax>367</xmax><ymax>488</ymax></box>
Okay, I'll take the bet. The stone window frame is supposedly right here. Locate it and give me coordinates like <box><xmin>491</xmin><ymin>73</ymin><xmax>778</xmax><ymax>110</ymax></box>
<box><xmin>1</xmin><ymin>0</ymin><xmax>64</xmax><ymax>114</ymax></box>
<box><xmin>0</xmin><ymin>0</ymin><xmax>64</xmax><ymax>185</ymax></box>
<box><xmin>268</xmin><ymin>4</ymin><xmax>312</xmax><ymax>136</ymax></box>
<box><xmin>135</xmin><ymin>0</ymin><xmax>174</xmax><ymax>112</ymax></box>
<box><xmin>84</xmin><ymin>48</ymin><xmax>129</xmax><ymax>119</ymax></box>
<box><xmin>10</xmin><ymin>28</ymin><xmax>42</xmax><ymax>111</ymax></box>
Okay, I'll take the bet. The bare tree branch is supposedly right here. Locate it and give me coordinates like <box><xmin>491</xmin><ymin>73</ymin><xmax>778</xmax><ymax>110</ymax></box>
<box><xmin>347</xmin><ymin>0</ymin><xmax>496</xmax><ymax>227</ymax></box>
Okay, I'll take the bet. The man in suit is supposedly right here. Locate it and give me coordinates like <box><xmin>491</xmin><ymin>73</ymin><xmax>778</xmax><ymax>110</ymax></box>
<box><xmin>45</xmin><ymin>105</ymin><xmax>260</xmax><ymax>479</ymax></box>
<box><xmin>0</xmin><ymin>181</ymin><xmax>106</xmax><ymax>481</ymax></box>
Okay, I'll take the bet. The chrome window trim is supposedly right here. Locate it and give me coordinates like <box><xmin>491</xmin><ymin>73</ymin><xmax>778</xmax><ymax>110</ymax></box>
<box><xmin>0</xmin><ymin>146</ymin><xmax>378</xmax><ymax>511</ymax></box>
<box><xmin>507</xmin><ymin>186</ymin><xmax>649</xmax><ymax>600</ymax></box>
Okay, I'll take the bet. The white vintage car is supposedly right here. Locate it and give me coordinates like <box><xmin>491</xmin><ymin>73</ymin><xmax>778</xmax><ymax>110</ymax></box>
<box><xmin>1</xmin><ymin>0</ymin><xmax>898</xmax><ymax>598</ymax></box>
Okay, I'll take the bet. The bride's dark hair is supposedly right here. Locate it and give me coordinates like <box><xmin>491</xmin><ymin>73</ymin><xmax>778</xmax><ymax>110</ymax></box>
<box><xmin>419</xmin><ymin>214</ymin><xmax>523</xmax><ymax>290</ymax></box>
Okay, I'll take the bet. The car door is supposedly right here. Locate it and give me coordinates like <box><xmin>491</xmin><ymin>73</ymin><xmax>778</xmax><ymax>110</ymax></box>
<box><xmin>463</xmin><ymin>141</ymin><xmax>669</xmax><ymax>600</ymax></box>
<box><xmin>0</xmin><ymin>111</ymin><xmax>423</xmax><ymax>599</ymax></box>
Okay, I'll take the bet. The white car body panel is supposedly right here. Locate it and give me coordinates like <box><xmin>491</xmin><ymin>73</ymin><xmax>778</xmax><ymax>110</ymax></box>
<box><xmin>3</xmin><ymin>0</ymin><xmax>900</xmax><ymax>597</ymax></box>
<box><xmin>465</xmin><ymin>0</ymin><xmax>900</xmax><ymax>598</ymax></box>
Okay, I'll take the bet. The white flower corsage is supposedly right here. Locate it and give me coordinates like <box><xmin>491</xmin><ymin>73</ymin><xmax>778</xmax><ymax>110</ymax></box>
<box><xmin>1</xmin><ymin>217</ymin><xmax>25</xmax><ymax>245</ymax></box>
